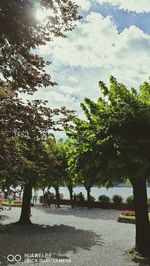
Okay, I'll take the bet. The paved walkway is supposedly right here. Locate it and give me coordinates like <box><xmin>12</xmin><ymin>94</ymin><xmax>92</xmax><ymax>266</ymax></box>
<box><xmin>0</xmin><ymin>206</ymin><xmax>148</xmax><ymax>266</ymax></box>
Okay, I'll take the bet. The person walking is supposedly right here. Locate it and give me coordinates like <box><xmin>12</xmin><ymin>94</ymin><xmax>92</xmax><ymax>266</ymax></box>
<box><xmin>0</xmin><ymin>191</ymin><xmax>4</xmax><ymax>210</ymax></box>
<box><xmin>43</xmin><ymin>192</ymin><xmax>48</xmax><ymax>208</ymax></box>
<box><xmin>8</xmin><ymin>193</ymin><xmax>13</xmax><ymax>210</ymax></box>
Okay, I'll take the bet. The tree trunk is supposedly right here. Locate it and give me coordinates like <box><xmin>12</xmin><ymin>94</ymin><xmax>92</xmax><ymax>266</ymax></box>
<box><xmin>131</xmin><ymin>177</ymin><xmax>150</xmax><ymax>256</ymax></box>
<box><xmin>17</xmin><ymin>183</ymin><xmax>32</xmax><ymax>225</ymax></box>
<box><xmin>54</xmin><ymin>186</ymin><xmax>60</xmax><ymax>208</ymax></box>
<box><xmin>85</xmin><ymin>185</ymin><xmax>91</xmax><ymax>207</ymax></box>
<box><xmin>68</xmin><ymin>185</ymin><xmax>74</xmax><ymax>208</ymax></box>
<box><xmin>42</xmin><ymin>188</ymin><xmax>45</xmax><ymax>195</ymax></box>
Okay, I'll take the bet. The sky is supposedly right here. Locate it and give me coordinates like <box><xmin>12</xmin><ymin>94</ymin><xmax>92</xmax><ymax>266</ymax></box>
<box><xmin>33</xmin><ymin>0</ymin><xmax>150</xmax><ymax>123</ymax></box>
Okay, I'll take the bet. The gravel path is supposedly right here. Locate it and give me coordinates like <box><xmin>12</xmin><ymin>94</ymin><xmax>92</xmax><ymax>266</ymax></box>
<box><xmin>0</xmin><ymin>206</ymin><xmax>149</xmax><ymax>266</ymax></box>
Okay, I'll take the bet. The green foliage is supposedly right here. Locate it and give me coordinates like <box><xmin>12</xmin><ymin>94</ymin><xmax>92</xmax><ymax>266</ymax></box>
<box><xmin>0</xmin><ymin>96</ymin><xmax>51</xmax><ymax>185</ymax></box>
<box><xmin>126</xmin><ymin>195</ymin><xmax>134</xmax><ymax>208</ymax></box>
<box><xmin>66</xmin><ymin>75</ymin><xmax>150</xmax><ymax>256</ymax></box>
<box><xmin>0</xmin><ymin>0</ymin><xmax>79</xmax><ymax>94</ymax></box>
<box><xmin>112</xmin><ymin>194</ymin><xmax>123</xmax><ymax>205</ymax></box>
<box><xmin>0</xmin><ymin>1</ymin><xmax>79</xmax><ymax>188</ymax></box>
<box><xmin>37</xmin><ymin>137</ymin><xmax>72</xmax><ymax>190</ymax></box>
<box><xmin>66</xmin><ymin>76</ymin><xmax>150</xmax><ymax>185</ymax></box>
<box><xmin>98</xmin><ymin>195</ymin><xmax>110</xmax><ymax>204</ymax></box>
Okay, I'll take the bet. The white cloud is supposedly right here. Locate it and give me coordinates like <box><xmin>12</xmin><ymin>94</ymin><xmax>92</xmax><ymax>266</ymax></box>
<box><xmin>36</xmin><ymin>11</ymin><xmax>150</xmax><ymax>122</ymax></box>
<box><xmin>45</xmin><ymin>13</ymin><xmax>118</xmax><ymax>68</ymax></box>
<box><xmin>94</xmin><ymin>0</ymin><xmax>150</xmax><ymax>13</ymax></box>
<box><xmin>42</xmin><ymin>12</ymin><xmax>150</xmax><ymax>87</ymax></box>
<box><xmin>74</xmin><ymin>0</ymin><xmax>91</xmax><ymax>11</ymax></box>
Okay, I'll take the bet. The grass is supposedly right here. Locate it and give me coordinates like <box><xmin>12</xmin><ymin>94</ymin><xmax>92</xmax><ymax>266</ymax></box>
<box><xmin>118</xmin><ymin>213</ymin><xmax>150</xmax><ymax>223</ymax></box>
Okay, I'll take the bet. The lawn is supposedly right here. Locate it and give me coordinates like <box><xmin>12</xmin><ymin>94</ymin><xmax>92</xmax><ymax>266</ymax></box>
<box><xmin>118</xmin><ymin>211</ymin><xmax>150</xmax><ymax>223</ymax></box>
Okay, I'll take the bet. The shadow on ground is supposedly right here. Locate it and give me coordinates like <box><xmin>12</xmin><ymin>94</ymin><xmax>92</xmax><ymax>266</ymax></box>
<box><xmin>132</xmin><ymin>257</ymin><xmax>150</xmax><ymax>266</ymax></box>
<box><xmin>126</xmin><ymin>250</ymin><xmax>150</xmax><ymax>266</ymax></box>
<box><xmin>131</xmin><ymin>253</ymin><xmax>150</xmax><ymax>266</ymax></box>
<box><xmin>38</xmin><ymin>205</ymin><xmax>121</xmax><ymax>220</ymax></box>
<box><xmin>0</xmin><ymin>214</ymin><xmax>9</xmax><ymax>222</ymax></box>
<box><xmin>0</xmin><ymin>223</ymin><xmax>102</xmax><ymax>265</ymax></box>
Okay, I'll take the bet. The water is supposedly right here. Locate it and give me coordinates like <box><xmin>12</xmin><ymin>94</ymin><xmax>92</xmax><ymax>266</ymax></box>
<box><xmin>36</xmin><ymin>187</ymin><xmax>150</xmax><ymax>201</ymax></box>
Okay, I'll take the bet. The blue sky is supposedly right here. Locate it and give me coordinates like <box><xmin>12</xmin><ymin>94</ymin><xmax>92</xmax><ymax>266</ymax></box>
<box><xmin>33</xmin><ymin>0</ymin><xmax>150</xmax><ymax>125</ymax></box>
<box><xmin>92</xmin><ymin>3</ymin><xmax>150</xmax><ymax>34</ymax></box>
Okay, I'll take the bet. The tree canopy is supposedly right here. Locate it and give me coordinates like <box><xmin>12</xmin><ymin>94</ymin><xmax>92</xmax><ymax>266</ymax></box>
<box><xmin>67</xmin><ymin>76</ymin><xmax>150</xmax><ymax>184</ymax></box>
<box><xmin>0</xmin><ymin>0</ymin><xmax>79</xmax><ymax>93</ymax></box>
<box><xmin>0</xmin><ymin>0</ymin><xmax>79</xmax><ymax>185</ymax></box>
<box><xmin>66</xmin><ymin>76</ymin><xmax>150</xmax><ymax>256</ymax></box>
<box><xmin>0</xmin><ymin>0</ymin><xmax>80</xmax><ymax>224</ymax></box>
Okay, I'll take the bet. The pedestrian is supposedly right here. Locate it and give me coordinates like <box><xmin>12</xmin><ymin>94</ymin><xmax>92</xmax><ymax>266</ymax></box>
<box><xmin>18</xmin><ymin>191</ymin><xmax>22</xmax><ymax>201</ymax></box>
<box><xmin>0</xmin><ymin>191</ymin><xmax>4</xmax><ymax>210</ymax></box>
<box><xmin>8</xmin><ymin>193</ymin><xmax>13</xmax><ymax>210</ymax></box>
<box><xmin>43</xmin><ymin>192</ymin><xmax>48</xmax><ymax>208</ymax></box>
<box><xmin>33</xmin><ymin>190</ymin><xmax>38</xmax><ymax>204</ymax></box>
<box><xmin>33</xmin><ymin>195</ymin><xmax>37</xmax><ymax>203</ymax></box>
<box><xmin>73</xmin><ymin>193</ymin><xmax>77</xmax><ymax>209</ymax></box>
<box><xmin>74</xmin><ymin>193</ymin><xmax>77</xmax><ymax>201</ymax></box>
<box><xmin>4</xmin><ymin>190</ymin><xmax>8</xmax><ymax>200</ymax></box>
<box><xmin>47</xmin><ymin>191</ymin><xmax>51</xmax><ymax>208</ymax></box>
<box><xmin>79</xmin><ymin>192</ymin><xmax>84</xmax><ymax>202</ymax></box>
<box><xmin>13</xmin><ymin>191</ymin><xmax>16</xmax><ymax>200</ymax></box>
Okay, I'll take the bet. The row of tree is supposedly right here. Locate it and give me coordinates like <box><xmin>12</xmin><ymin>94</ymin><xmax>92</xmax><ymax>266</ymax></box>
<box><xmin>32</xmin><ymin>81</ymin><xmax>150</xmax><ymax>256</ymax></box>
<box><xmin>1</xmin><ymin>0</ymin><xmax>150</xmax><ymax>259</ymax></box>
<box><xmin>65</xmin><ymin>76</ymin><xmax>150</xmax><ymax>257</ymax></box>
<box><xmin>35</xmin><ymin>137</ymin><xmax>95</xmax><ymax>209</ymax></box>
<box><xmin>22</xmin><ymin>74</ymin><xmax>150</xmax><ymax>257</ymax></box>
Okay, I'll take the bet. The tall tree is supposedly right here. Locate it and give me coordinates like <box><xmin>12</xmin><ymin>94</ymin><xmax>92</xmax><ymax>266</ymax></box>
<box><xmin>66</xmin><ymin>116</ymin><xmax>105</xmax><ymax>206</ymax></box>
<box><xmin>67</xmin><ymin>76</ymin><xmax>150</xmax><ymax>256</ymax></box>
<box><xmin>0</xmin><ymin>92</ymin><xmax>73</xmax><ymax>223</ymax></box>
<box><xmin>0</xmin><ymin>0</ymin><xmax>79</xmax><ymax>223</ymax></box>
<box><xmin>41</xmin><ymin>137</ymin><xmax>66</xmax><ymax>207</ymax></box>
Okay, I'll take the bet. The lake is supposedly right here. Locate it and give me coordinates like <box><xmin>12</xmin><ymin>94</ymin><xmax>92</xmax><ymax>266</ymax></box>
<box><xmin>36</xmin><ymin>186</ymin><xmax>150</xmax><ymax>201</ymax></box>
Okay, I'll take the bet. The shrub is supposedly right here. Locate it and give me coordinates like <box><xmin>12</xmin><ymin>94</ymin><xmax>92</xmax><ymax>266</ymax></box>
<box><xmin>98</xmin><ymin>195</ymin><xmax>110</xmax><ymax>204</ymax></box>
<box><xmin>126</xmin><ymin>195</ymin><xmax>134</xmax><ymax>208</ymax></box>
<box><xmin>112</xmin><ymin>194</ymin><xmax>123</xmax><ymax>205</ymax></box>
<box><xmin>76</xmin><ymin>193</ymin><xmax>85</xmax><ymax>202</ymax></box>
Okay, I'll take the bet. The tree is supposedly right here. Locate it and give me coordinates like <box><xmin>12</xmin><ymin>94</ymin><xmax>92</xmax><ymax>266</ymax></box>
<box><xmin>0</xmin><ymin>93</ymin><xmax>69</xmax><ymax>223</ymax></box>
<box><xmin>41</xmin><ymin>137</ymin><xmax>66</xmax><ymax>208</ymax></box>
<box><xmin>0</xmin><ymin>0</ymin><xmax>79</xmax><ymax>94</ymax></box>
<box><xmin>67</xmin><ymin>139</ymin><xmax>96</xmax><ymax>206</ymax></box>
<box><xmin>67</xmin><ymin>76</ymin><xmax>150</xmax><ymax>256</ymax></box>
<box><xmin>66</xmin><ymin>116</ymin><xmax>105</xmax><ymax>206</ymax></box>
<box><xmin>40</xmin><ymin>138</ymin><xmax>77</xmax><ymax>208</ymax></box>
<box><xmin>0</xmin><ymin>0</ymin><xmax>79</xmax><ymax>223</ymax></box>
<box><xmin>17</xmin><ymin>139</ymin><xmax>51</xmax><ymax>224</ymax></box>
<box><xmin>63</xmin><ymin>139</ymin><xmax>76</xmax><ymax>208</ymax></box>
